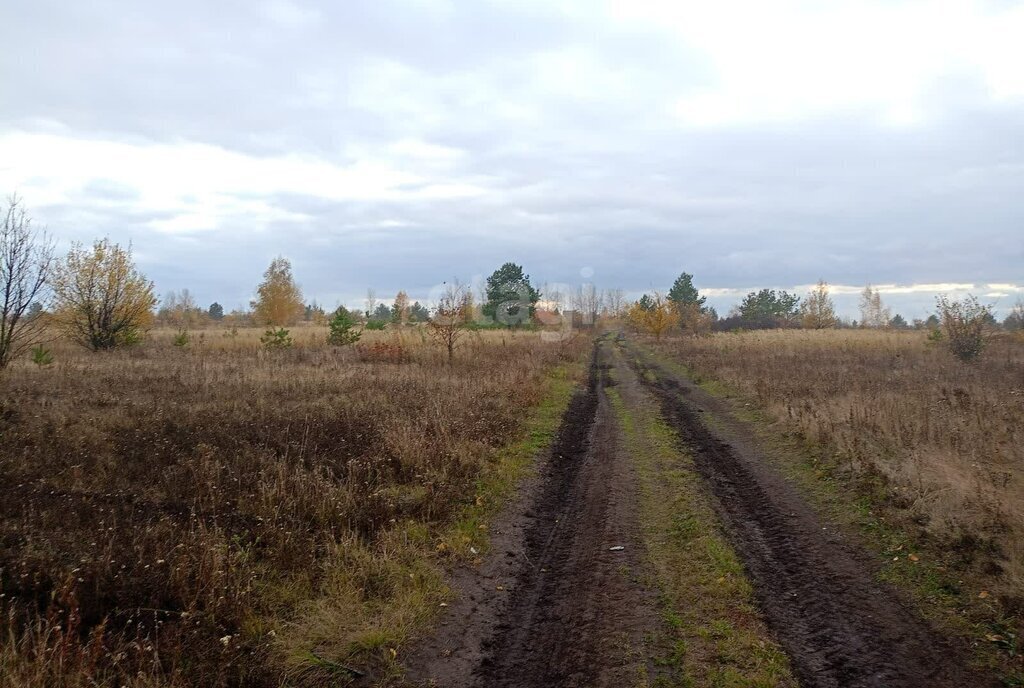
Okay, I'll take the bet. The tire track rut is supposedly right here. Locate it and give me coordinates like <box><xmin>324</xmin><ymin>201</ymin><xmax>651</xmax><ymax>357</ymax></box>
<box><xmin>475</xmin><ymin>341</ymin><xmax>660</xmax><ymax>687</ymax></box>
<box><xmin>624</xmin><ymin>339</ymin><xmax>988</xmax><ymax>688</ymax></box>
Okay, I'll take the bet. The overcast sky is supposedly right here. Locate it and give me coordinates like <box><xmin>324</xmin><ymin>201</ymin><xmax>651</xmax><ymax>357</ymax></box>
<box><xmin>1</xmin><ymin>0</ymin><xmax>1021</xmax><ymax>318</ymax></box>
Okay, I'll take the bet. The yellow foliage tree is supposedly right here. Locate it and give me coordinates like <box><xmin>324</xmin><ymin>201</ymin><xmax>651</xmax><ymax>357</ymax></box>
<box><xmin>251</xmin><ymin>256</ymin><xmax>304</xmax><ymax>326</ymax></box>
<box><xmin>627</xmin><ymin>293</ymin><xmax>679</xmax><ymax>340</ymax></box>
<box><xmin>800</xmin><ymin>280</ymin><xmax>837</xmax><ymax>329</ymax></box>
<box><xmin>392</xmin><ymin>290</ymin><xmax>410</xmax><ymax>325</ymax></box>
<box><xmin>51</xmin><ymin>239</ymin><xmax>156</xmax><ymax>350</ymax></box>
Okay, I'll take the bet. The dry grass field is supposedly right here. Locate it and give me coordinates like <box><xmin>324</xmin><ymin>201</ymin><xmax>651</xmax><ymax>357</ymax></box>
<box><xmin>0</xmin><ymin>326</ymin><xmax>586</xmax><ymax>687</ymax></box>
<box><xmin>649</xmin><ymin>330</ymin><xmax>1024</xmax><ymax>647</ymax></box>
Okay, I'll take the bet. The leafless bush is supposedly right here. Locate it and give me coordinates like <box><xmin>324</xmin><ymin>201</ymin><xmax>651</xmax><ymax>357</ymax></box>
<box><xmin>428</xmin><ymin>282</ymin><xmax>472</xmax><ymax>363</ymax></box>
<box><xmin>0</xmin><ymin>195</ymin><xmax>54</xmax><ymax>370</ymax></box>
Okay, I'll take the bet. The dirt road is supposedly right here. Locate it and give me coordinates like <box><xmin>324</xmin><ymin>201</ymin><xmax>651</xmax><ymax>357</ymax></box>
<box><xmin>401</xmin><ymin>336</ymin><xmax>987</xmax><ymax>687</ymax></box>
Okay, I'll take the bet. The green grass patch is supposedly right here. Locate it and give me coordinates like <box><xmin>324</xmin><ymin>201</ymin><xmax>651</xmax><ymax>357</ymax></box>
<box><xmin>606</xmin><ymin>380</ymin><xmax>796</xmax><ymax>688</ymax></box>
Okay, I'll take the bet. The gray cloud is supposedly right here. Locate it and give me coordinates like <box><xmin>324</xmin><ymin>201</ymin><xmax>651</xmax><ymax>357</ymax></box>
<box><xmin>1</xmin><ymin>0</ymin><xmax>1022</xmax><ymax>317</ymax></box>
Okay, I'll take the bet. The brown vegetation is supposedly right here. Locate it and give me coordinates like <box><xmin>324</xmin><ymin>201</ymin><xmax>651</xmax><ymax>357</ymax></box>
<box><xmin>426</xmin><ymin>282</ymin><xmax>472</xmax><ymax>363</ymax></box>
<box><xmin>649</xmin><ymin>329</ymin><xmax>1024</xmax><ymax>642</ymax></box>
<box><xmin>0</xmin><ymin>326</ymin><xmax>584</xmax><ymax>687</ymax></box>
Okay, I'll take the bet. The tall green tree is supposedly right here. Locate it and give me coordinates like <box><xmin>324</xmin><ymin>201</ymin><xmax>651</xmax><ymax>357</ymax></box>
<box><xmin>409</xmin><ymin>301</ymin><xmax>430</xmax><ymax>322</ymax></box>
<box><xmin>208</xmin><ymin>302</ymin><xmax>224</xmax><ymax>320</ymax></box>
<box><xmin>667</xmin><ymin>272</ymin><xmax>706</xmax><ymax>310</ymax></box>
<box><xmin>737</xmin><ymin>289</ymin><xmax>800</xmax><ymax>326</ymax></box>
<box><xmin>667</xmin><ymin>271</ymin><xmax>710</xmax><ymax>332</ymax></box>
<box><xmin>482</xmin><ymin>262</ymin><xmax>540</xmax><ymax>326</ymax></box>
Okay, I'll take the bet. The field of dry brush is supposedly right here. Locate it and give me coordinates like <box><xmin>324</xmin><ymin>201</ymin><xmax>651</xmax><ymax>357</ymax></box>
<box><xmin>0</xmin><ymin>327</ymin><xmax>585</xmax><ymax>687</ymax></box>
<box><xmin>650</xmin><ymin>329</ymin><xmax>1024</xmax><ymax>653</ymax></box>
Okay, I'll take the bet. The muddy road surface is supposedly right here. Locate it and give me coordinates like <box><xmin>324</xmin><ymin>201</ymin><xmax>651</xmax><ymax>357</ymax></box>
<box><xmin>621</xmin><ymin>339</ymin><xmax>984</xmax><ymax>688</ymax></box>
<box><xmin>401</xmin><ymin>337</ymin><xmax>988</xmax><ymax>688</ymax></box>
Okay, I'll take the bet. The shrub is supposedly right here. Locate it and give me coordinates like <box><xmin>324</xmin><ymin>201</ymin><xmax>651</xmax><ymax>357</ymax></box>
<box><xmin>937</xmin><ymin>295</ymin><xmax>991</xmax><ymax>362</ymax></box>
<box><xmin>173</xmin><ymin>329</ymin><xmax>191</xmax><ymax>347</ymax></box>
<box><xmin>260</xmin><ymin>327</ymin><xmax>293</xmax><ymax>349</ymax></box>
<box><xmin>356</xmin><ymin>341</ymin><xmax>409</xmax><ymax>363</ymax></box>
<box><xmin>365</xmin><ymin>320</ymin><xmax>387</xmax><ymax>331</ymax></box>
<box><xmin>50</xmin><ymin>239</ymin><xmax>156</xmax><ymax>351</ymax></box>
<box><xmin>327</xmin><ymin>310</ymin><xmax>361</xmax><ymax>346</ymax></box>
<box><xmin>627</xmin><ymin>293</ymin><xmax>679</xmax><ymax>340</ymax></box>
<box><xmin>30</xmin><ymin>344</ymin><xmax>53</xmax><ymax>368</ymax></box>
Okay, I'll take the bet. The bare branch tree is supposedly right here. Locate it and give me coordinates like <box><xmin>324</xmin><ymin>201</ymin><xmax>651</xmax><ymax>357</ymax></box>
<box><xmin>428</xmin><ymin>281</ymin><xmax>472</xmax><ymax>364</ymax></box>
<box><xmin>363</xmin><ymin>289</ymin><xmax>377</xmax><ymax>321</ymax></box>
<box><xmin>859</xmin><ymin>285</ymin><xmax>891</xmax><ymax>328</ymax></box>
<box><xmin>1</xmin><ymin>195</ymin><xmax>54</xmax><ymax>370</ymax></box>
<box><xmin>602</xmin><ymin>288</ymin><xmax>626</xmax><ymax>317</ymax></box>
<box><xmin>542</xmin><ymin>282</ymin><xmax>565</xmax><ymax>314</ymax></box>
<box><xmin>572</xmin><ymin>284</ymin><xmax>601</xmax><ymax>327</ymax></box>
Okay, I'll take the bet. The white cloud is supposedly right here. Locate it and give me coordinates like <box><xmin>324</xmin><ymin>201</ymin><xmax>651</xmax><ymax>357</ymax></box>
<box><xmin>701</xmin><ymin>282</ymin><xmax>1018</xmax><ymax>298</ymax></box>
<box><xmin>987</xmin><ymin>283</ymin><xmax>1024</xmax><ymax>293</ymax></box>
<box><xmin>0</xmin><ymin>131</ymin><xmax>488</xmax><ymax>234</ymax></box>
<box><xmin>263</xmin><ymin>0</ymin><xmax>321</xmax><ymax>29</ymax></box>
<box><xmin>606</xmin><ymin>0</ymin><xmax>1024</xmax><ymax>126</ymax></box>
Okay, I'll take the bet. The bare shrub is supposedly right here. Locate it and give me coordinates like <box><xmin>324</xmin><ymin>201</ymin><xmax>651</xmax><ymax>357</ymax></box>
<box><xmin>428</xmin><ymin>282</ymin><xmax>472</xmax><ymax>362</ymax></box>
<box><xmin>0</xmin><ymin>195</ymin><xmax>54</xmax><ymax>370</ymax></box>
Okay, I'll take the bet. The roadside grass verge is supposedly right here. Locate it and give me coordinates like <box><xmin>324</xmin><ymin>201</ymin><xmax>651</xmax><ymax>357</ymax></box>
<box><xmin>435</xmin><ymin>361</ymin><xmax>585</xmax><ymax>560</ymax></box>
<box><xmin>277</xmin><ymin>360</ymin><xmax>586</xmax><ymax>686</ymax></box>
<box><xmin>638</xmin><ymin>336</ymin><xmax>1024</xmax><ymax>685</ymax></box>
<box><xmin>605</xmin><ymin>357</ymin><xmax>796</xmax><ymax>688</ymax></box>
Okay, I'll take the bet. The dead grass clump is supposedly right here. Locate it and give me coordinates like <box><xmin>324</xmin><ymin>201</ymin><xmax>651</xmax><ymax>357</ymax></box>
<box><xmin>356</xmin><ymin>341</ymin><xmax>411</xmax><ymax>364</ymax></box>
